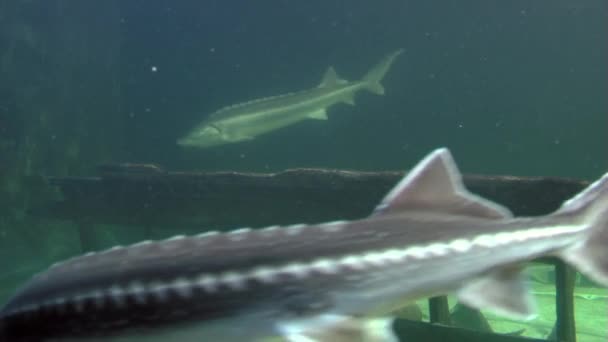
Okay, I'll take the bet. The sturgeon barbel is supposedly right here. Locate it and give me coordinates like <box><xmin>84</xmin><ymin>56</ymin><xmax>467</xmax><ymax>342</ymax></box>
<box><xmin>2</xmin><ymin>148</ymin><xmax>608</xmax><ymax>341</ymax></box>
<box><xmin>177</xmin><ymin>49</ymin><xmax>404</xmax><ymax>148</ymax></box>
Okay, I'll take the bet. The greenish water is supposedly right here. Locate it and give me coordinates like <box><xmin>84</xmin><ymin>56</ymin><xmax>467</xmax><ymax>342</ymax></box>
<box><xmin>402</xmin><ymin>264</ymin><xmax>608</xmax><ymax>341</ymax></box>
<box><xmin>1</xmin><ymin>1</ymin><xmax>607</xmax><ymax>341</ymax></box>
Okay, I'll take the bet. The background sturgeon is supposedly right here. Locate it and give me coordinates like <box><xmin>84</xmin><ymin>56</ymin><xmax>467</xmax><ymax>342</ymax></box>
<box><xmin>177</xmin><ymin>49</ymin><xmax>404</xmax><ymax>148</ymax></box>
<box><xmin>1</xmin><ymin>148</ymin><xmax>608</xmax><ymax>341</ymax></box>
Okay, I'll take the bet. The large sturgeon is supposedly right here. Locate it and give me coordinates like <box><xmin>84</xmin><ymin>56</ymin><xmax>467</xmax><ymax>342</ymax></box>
<box><xmin>177</xmin><ymin>49</ymin><xmax>404</xmax><ymax>148</ymax></box>
<box><xmin>2</xmin><ymin>148</ymin><xmax>608</xmax><ymax>341</ymax></box>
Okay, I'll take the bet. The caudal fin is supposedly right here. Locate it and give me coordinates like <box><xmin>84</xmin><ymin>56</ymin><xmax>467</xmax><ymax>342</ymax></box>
<box><xmin>361</xmin><ymin>49</ymin><xmax>404</xmax><ymax>95</ymax></box>
<box><xmin>554</xmin><ymin>172</ymin><xmax>608</xmax><ymax>286</ymax></box>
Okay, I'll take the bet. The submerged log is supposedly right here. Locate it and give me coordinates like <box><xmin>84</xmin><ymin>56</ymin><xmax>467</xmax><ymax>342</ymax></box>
<box><xmin>394</xmin><ymin>319</ymin><xmax>545</xmax><ymax>342</ymax></box>
<box><xmin>31</xmin><ymin>163</ymin><xmax>589</xmax><ymax>230</ymax></box>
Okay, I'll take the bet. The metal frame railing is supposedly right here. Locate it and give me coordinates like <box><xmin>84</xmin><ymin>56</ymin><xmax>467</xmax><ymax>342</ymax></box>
<box><xmin>427</xmin><ymin>258</ymin><xmax>576</xmax><ymax>342</ymax></box>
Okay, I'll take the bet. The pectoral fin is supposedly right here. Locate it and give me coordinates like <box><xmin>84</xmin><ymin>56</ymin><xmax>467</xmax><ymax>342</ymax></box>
<box><xmin>277</xmin><ymin>315</ymin><xmax>397</xmax><ymax>342</ymax></box>
<box><xmin>457</xmin><ymin>265</ymin><xmax>536</xmax><ymax>320</ymax></box>
<box><xmin>341</xmin><ymin>94</ymin><xmax>355</xmax><ymax>105</ymax></box>
<box><xmin>308</xmin><ymin>109</ymin><xmax>328</xmax><ymax>120</ymax></box>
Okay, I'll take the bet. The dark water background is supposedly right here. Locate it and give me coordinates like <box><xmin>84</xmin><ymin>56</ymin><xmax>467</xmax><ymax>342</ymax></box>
<box><xmin>1</xmin><ymin>1</ymin><xmax>606</xmax><ymax>179</ymax></box>
<box><xmin>121</xmin><ymin>0</ymin><xmax>607</xmax><ymax>178</ymax></box>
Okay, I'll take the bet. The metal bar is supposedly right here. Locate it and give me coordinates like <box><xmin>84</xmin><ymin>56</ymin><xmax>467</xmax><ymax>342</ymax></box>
<box><xmin>429</xmin><ymin>296</ymin><xmax>451</xmax><ymax>325</ymax></box>
<box><xmin>555</xmin><ymin>259</ymin><xmax>577</xmax><ymax>342</ymax></box>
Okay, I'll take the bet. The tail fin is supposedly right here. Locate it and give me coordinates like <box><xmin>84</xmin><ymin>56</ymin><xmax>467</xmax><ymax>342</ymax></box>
<box><xmin>361</xmin><ymin>49</ymin><xmax>404</xmax><ymax>95</ymax></box>
<box><xmin>554</xmin><ymin>172</ymin><xmax>608</xmax><ymax>286</ymax></box>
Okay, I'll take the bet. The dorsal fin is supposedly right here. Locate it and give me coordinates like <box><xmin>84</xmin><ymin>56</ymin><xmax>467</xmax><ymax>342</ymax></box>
<box><xmin>318</xmin><ymin>67</ymin><xmax>347</xmax><ymax>87</ymax></box>
<box><xmin>372</xmin><ymin>148</ymin><xmax>512</xmax><ymax>219</ymax></box>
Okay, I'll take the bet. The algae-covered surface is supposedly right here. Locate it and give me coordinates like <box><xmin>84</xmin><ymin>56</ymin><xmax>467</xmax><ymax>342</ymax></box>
<box><xmin>484</xmin><ymin>284</ymin><xmax>608</xmax><ymax>341</ymax></box>
<box><xmin>410</xmin><ymin>264</ymin><xmax>608</xmax><ymax>342</ymax></box>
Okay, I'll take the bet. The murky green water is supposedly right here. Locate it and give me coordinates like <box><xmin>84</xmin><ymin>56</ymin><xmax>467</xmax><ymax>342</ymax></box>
<box><xmin>1</xmin><ymin>1</ymin><xmax>606</xmax><ymax>341</ymax></box>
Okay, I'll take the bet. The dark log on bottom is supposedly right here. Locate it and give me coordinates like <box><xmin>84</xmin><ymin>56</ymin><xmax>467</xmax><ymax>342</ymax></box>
<box><xmin>31</xmin><ymin>165</ymin><xmax>588</xmax><ymax>230</ymax></box>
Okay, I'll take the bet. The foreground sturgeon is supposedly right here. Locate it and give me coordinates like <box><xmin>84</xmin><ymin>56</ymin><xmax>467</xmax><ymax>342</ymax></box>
<box><xmin>2</xmin><ymin>148</ymin><xmax>608</xmax><ymax>341</ymax></box>
<box><xmin>177</xmin><ymin>49</ymin><xmax>404</xmax><ymax>148</ymax></box>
